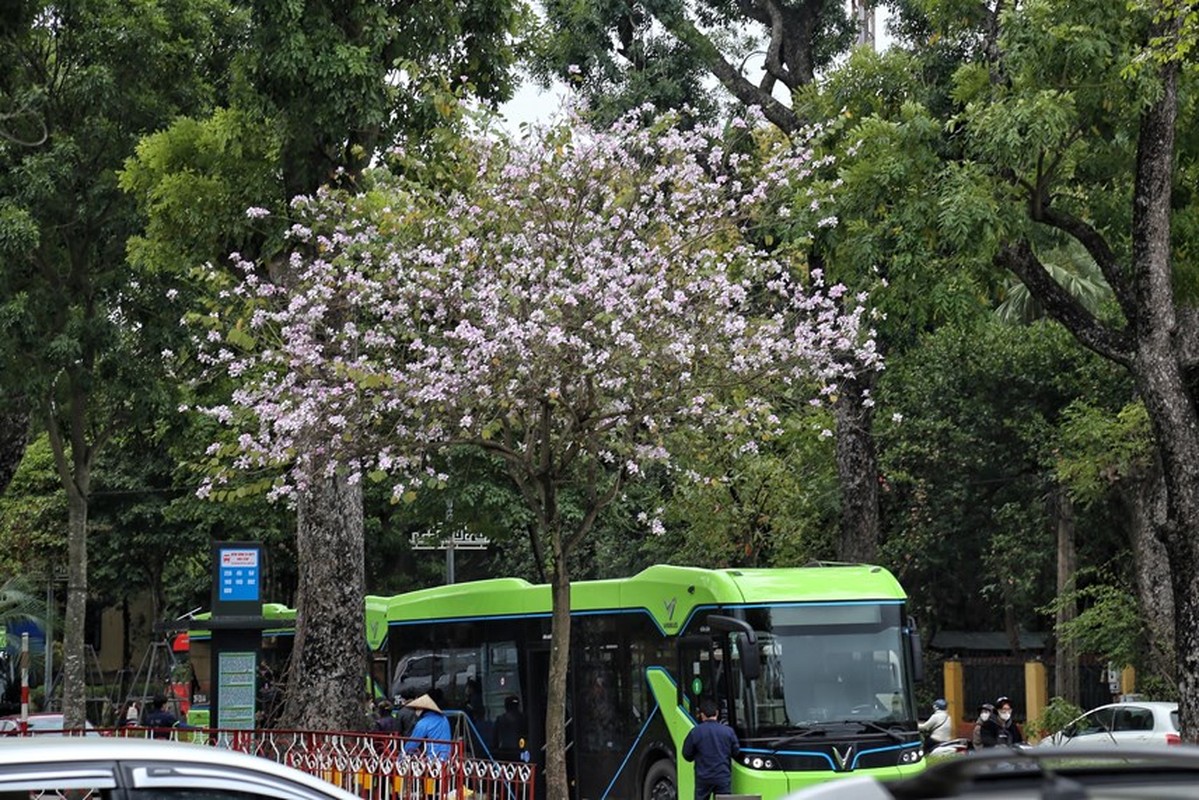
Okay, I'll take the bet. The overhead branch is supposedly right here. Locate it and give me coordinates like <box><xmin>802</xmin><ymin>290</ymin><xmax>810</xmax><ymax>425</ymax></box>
<box><xmin>760</xmin><ymin>0</ymin><xmax>795</xmax><ymax>89</ymax></box>
<box><xmin>653</xmin><ymin>5</ymin><xmax>804</xmax><ymax>133</ymax></box>
<box><xmin>997</xmin><ymin>238</ymin><xmax>1133</xmax><ymax>366</ymax></box>
<box><xmin>1034</xmin><ymin>205</ymin><xmax>1137</xmax><ymax>325</ymax></box>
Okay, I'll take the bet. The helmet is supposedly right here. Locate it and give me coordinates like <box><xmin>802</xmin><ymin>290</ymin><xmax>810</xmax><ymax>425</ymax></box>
<box><xmin>933</xmin><ymin>698</ymin><xmax>947</xmax><ymax>710</ymax></box>
<box><xmin>979</xmin><ymin>702</ymin><xmax>995</xmax><ymax>712</ymax></box>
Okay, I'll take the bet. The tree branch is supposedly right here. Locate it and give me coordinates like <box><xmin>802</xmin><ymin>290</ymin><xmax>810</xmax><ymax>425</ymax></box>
<box><xmin>653</xmin><ymin>4</ymin><xmax>804</xmax><ymax>133</ymax></box>
<box><xmin>1034</xmin><ymin>205</ymin><xmax>1137</xmax><ymax>324</ymax></box>
<box><xmin>996</xmin><ymin>238</ymin><xmax>1133</xmax><ymax>366</ymax></box>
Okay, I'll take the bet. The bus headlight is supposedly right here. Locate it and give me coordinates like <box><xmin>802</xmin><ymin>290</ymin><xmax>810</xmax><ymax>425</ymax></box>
<box><xmin>741</xmin><ymin>756</ymin><xmax>777</xmax><ymax>770</ymax></box>
<box><xmin>900</xmin><ymin>749</ymin><xmax>922</xmax><ymax>764</ymax></box>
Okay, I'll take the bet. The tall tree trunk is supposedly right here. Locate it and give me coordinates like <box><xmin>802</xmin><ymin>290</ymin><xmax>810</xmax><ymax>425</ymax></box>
<box><xmin>1124</xmin><ymin>32</ymin><xmax>1199</xmax><ymax>741</ymax></box>
<box><xmin>1053</xmin><ymin>487</ymin><xmax>1079</xmax><ymax>705</ymax></box>
<box><xmin>62</xmin><ymin>487</ymin><xmax>88</xmax><ymax>727</ymax></box>
<box><xmin>45</xmin><ymin>392</ymin><xmax>92</xmax><ymax>730</ymax></box>
<box><xmin>0</xmin><ymin>395</ymin><xmax>29</xmax><ymax>495</ymax></box>
<box><xmin>282</xmin><ymin>471</ymin><xmax>367</xmax><ymax>730</ymax></box>
<box><xmin>545</xmin><ymin>527</ymin><xmax>572</xmax><ymax>800</ymax></box>
<box><xmin>834</xmin><ymin>373</ymin><xmax>879</xmax><ymax>562</ymax></box>
<box><xmin>1127</xmin><ymin>467</ymin><xmax>1174</xmax><ymax>683</ymax></box>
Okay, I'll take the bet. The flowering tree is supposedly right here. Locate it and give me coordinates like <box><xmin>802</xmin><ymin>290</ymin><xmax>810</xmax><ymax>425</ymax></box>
<box><xmin>196</xmin><ymin>109</ymin><xmax>876</xmax><ymax>797</ymax></box>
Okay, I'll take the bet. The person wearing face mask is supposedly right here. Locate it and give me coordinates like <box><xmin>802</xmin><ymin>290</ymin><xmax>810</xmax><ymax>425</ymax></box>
<box><xmin>971</xmin><ymin>703</ymin><xmax>994</xmax><ymax>750</ymax></box>
<box><xmin>979</xmin><ymin>696</ymin><xmax>1024</xmax><ymax>747</ymax></box>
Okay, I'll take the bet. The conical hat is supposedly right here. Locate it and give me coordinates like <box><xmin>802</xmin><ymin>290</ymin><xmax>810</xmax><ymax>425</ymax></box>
<box><xmin>405</xmin><ymin>693</ymin><xmax>441</xmax><ymax>713</ymax></box>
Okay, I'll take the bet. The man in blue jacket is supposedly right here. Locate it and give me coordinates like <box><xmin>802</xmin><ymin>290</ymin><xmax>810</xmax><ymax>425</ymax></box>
<box><xmin>403</xmin><ymin>693</ymin><xmax>452</xmax><ymax>759</ymax></box>
<box><xmin>683</xmin><ymin>697</ymin><xmax>740</xmax><ymax>800</ymax></box>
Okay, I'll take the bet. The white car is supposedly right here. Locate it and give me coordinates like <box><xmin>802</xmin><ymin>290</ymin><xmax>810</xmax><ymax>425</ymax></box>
<box><xmin>1038</xmin><ymin>701</ymin><xmax>1180</xmax><ymax>748</ymax></box>
<box><xmin>0</xmin><ymin>712</ymin><xmax>99</xmax><ymax>735</ymax></box>
<box><xmin>0</xmin><ymin>737</ymin><xmax>361</xmax><ymax>800</ymax></box>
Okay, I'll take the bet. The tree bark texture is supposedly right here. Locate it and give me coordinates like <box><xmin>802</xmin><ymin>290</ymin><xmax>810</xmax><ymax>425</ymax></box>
<box><xmin>1127</xmin><ymin>468</ymin><xmax>1175</xmax><ymax>683</ymax></box>
<box><xmin>545</xmin><ymin>541</ymin><xmax>572</xmax><ymax>800</ymax></box>
<box><xmin>1053</xmin><ymin>488</ymin><xmax>1079</xmax><ymax>706</ymax></box>
<box><xmin>834</xmin><ymin>373</ymin><xmax>880</xmax><ymax>563</ymax></box>
<box><xmin>282</xmin><ymin>471</ymin><xmax>368</xmax><ymax>730</ymax></box>
<box><xmin>62</xmin><ymin>487</ymin><xmax>88</xmax><ymax>729</ymax></box>
<box><xmin>0</xmin><ymin>397</ymin><xmax>29</xmax><ymax>495</ymax></box>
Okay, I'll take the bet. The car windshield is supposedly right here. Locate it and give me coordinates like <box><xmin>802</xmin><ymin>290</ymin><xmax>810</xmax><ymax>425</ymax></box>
<box><xmin>739</xmin><ymin>604</ymin><xmax>916</xmax><ymax>736</ymax></box>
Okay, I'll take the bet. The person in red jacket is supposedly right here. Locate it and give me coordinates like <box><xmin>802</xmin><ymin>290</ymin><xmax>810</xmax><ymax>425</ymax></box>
<box><xmin>683</xmin><ymin>697</ymin><xmax>741</xmax><ymax>800</ymax></box>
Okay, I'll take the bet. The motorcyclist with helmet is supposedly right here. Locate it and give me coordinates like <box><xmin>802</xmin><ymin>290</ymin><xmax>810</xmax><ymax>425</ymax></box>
<box><xmin>919</xmin><ymin>698</ymin><xmax>954</xmax><ymax>751</ymax></box>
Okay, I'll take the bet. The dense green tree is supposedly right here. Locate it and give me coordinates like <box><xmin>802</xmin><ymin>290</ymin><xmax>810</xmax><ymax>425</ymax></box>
<box><xmin>0</xmin><ymin>0</ymin><xmax>240</xmax><ymax>728</ymax></box>
<box><xmin>877</xmin><ymin>321</ymin><xmax>1130</xmax><ymax>639</ymax></box>
<box><xmin>870</xmin><ymin>0</ymin><xmax>1199</xmax><ymax>736</ymax></box>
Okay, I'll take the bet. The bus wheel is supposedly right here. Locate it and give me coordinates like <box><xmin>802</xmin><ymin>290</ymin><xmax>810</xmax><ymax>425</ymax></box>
<box><xmin>643</xmin><ymin>760</ymin><xmax>676</xmax><ymax>800</ymax></box>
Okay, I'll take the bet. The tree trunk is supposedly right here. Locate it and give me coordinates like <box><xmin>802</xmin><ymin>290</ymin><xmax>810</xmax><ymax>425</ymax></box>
<box><xmin>545</xmin><ymin>530</ymin><xmax>572</xmax><ymax>800</ymax></box>
<box><xmin>281</xmin><ymin>471</ymin><xmax>367</xmax><ymax>730</ymax></box>
<box><xmin>62</xmin><ymin>486</ymin><xmax>88</xmax><ymax>728</ymax></box>
<box><xmin>1127</xmin><ymin>467</ymin><xmax>1174</xmax><ymax>683</ymax></box>
<box><xmin>1053</xmin><ymin>487</ymin><xmax>1079</xmax><ymax>706</ymax></box>
<box><xmin>0</xmin><ymin>396</ymin><xmax>29</xmax><ymax>495</ymax></box>
<box><xmin>834</xmin><ymin>373</ymin><xmax>879</xmax><ymax>562</ymax></box>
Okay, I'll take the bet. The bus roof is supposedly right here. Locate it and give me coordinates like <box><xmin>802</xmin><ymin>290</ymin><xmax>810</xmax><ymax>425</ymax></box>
<box><xmin>367</xmin><ymin>563</ymin><xmax>906</xmax><ymax>642</ymax></box>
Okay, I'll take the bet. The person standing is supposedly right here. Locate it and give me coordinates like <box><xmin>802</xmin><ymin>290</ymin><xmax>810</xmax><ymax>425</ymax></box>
<box><xmin>396</xmin><ymin>686</ymin><xmax>421</xmax><ymax>737</ymax></box>
<box><xmin>979</xmin><ymin>696</ymin><xmax>1024</xmax><ymax>747</ymax></box>
<box><xmin>682</xmin><ymin>696</ymin><xmax>740</xmax><ymax>800</ymax></box>
<box><xmin>492</xmin><ymin>695</ymin><xmax>529</xmax><ymax>762</ymax></box>
<box><xmin>919</xmin><ymin>698</ymin><xmax>953</xmax><ymax>751</ymax></box>
<box><xmin>143</xmin><ymin>696</ymin><xmax>179</xmax><ymax>739</ymax></box>
<box><xmin>971</xmin><ymin>703</ymin><xmax>994</xmax><ymax>750</ymax></box>
<box><xmin>403</xmin><ymin>693</ymin><xmax>453</xmax><ymax>759</ymax></box>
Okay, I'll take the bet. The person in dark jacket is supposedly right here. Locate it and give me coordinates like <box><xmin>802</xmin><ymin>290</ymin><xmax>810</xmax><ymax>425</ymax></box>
<box><xmin>373</xmin><ymin>700</ymin><xmax>400</xmax><ymax>733</ymax></box>
<box><xmin>143</xmin><ymin>696</ymin><xmax>179</xmax><ymax>739</ymax></box>
<box><xmin>682</xmin><ymin>696</ymin><xmax>740</xmax><ymax>800</ymax></box>
<box><xmin>492</xmin><ymin>695</ymin><xmax>529</xmax><ymax>762</ymax></box>
<box><xmin>979</xmin><ymin>695</ymin><xmax>1024</xmax><ymax>748</ymax></box>
<box><xmin>396</xmin><ymin>686</ymin><xmax>420</xmax><ymax>737</ymax></box>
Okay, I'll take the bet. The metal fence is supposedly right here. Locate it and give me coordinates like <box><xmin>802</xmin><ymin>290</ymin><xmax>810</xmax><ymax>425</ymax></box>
<box><xmin>9</xmin><ymin>725</ymin><xmax>536</xmax><ymax>800</ymax></box>
<box><xmin>959</xmin><ymin>658</ymin><xmax>1116</xmax><ymax>722</ymax></box>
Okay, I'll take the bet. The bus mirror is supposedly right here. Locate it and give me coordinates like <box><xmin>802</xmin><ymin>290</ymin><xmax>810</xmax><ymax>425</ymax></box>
<box><xmin>735</xmin><ymin>632</ymin><xmax>760</xmax><ymax>681</ymax></box>
<box><xmin>704</xmin><ymin>615</ymin><xmax>760</xmax><ymax>682</ymax></box>
<box><xmin>908</xmin><ymin>624</ymin><xmax>924</xmax><ymax>683</ymax></box>
<box><xmin>705</xmin><ymin>614</ymin><xmax>757</xmax><ymax>645</ymax></box>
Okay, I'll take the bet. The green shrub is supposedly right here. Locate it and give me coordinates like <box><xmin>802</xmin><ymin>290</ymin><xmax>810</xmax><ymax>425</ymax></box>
<box><xmin>1025</xmin><ymin>696</ymin><xmax>1084</xmax><ymax>742</ymax></box>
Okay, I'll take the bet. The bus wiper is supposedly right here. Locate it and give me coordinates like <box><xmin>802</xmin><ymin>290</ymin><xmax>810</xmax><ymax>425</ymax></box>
<box><xmin>844</xmin><ymin>719</ymin><xmax>908</xmax><ymax>743</ymax></box>
<box><xmin>769</xmin><ymin>726</ymin><xmax>826</xmax><ymax>750</ymax></box>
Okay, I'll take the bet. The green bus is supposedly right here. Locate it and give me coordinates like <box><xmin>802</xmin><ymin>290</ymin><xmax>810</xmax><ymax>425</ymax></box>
<box><xmin>367</xmin><ymin>563</ymin><xmax>928</xmax><ymax>800</ymax></box>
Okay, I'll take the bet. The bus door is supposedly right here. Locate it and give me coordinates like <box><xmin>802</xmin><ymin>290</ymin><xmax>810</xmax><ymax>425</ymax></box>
<box><xmin>677</xmin><ymin>635</ymin><xmax>727</xmax><ymax>722</ymax></box>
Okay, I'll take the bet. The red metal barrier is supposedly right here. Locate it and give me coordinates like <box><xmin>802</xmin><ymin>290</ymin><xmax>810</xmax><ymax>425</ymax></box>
<box><xmin>87</xmin><ymin>727</ymin><xmax>538</xmax><ymax>800</ymax></box>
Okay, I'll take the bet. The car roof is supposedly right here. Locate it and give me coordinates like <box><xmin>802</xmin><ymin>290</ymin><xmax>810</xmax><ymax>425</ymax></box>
<box><xmin>1087</xmin><ymin>701</ymin><xmax>1178</xmax><ymax>711</ymax></box>
<box><xmin>0</xmin><ymin>737</ymin><xmax>359</xmax><ymax>799</ymax></box>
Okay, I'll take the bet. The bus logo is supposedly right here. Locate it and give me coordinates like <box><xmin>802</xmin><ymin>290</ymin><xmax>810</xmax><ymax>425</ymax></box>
<box><xmin>832</xmin><ymin>745</ymin><xmax>854</xmax><ymax>771</ymax></box>
<box><xmin>663</xmin><ymin>598</ymin><xmax>677</xmax><ymax>621</ymax></box>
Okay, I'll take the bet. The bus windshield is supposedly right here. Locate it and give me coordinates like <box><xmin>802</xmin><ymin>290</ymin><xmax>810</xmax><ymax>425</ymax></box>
<box><xmin>739</xmin><ymin>603</ymin><xmax>915</xmax><ymax>736</ymax></box>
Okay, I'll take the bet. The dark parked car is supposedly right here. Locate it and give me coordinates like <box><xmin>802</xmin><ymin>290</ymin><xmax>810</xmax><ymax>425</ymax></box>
<box><xmin>782</xmin><ymin>745</ymin><xmax>1199</xmax><ymax>799</ymax></box>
